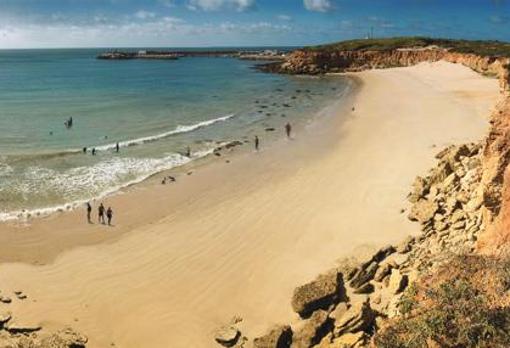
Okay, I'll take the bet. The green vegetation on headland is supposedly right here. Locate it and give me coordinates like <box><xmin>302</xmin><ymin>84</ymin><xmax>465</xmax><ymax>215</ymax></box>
<box><xmin>305</xmin><ymin>36</ymin><xmax>510</xmax><ymax>58</ymax></box>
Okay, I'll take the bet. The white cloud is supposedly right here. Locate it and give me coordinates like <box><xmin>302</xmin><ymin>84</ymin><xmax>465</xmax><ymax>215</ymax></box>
<box><xmin>134</xmin><ymin>10</ymin><xmax>156</xmax><ymax>20</ymax></box>
<box><xmin>303</xmin><ymin>0</ymin><xmax>332</xmax><ymax>12</ymax></box>
<box><xmin>187</xmin><ymin>0</ymin><xmax>255</xmax><ymax>11</ymax></box>
<box><xmin>277</xmin><ymin>14</ymin><xmax>292</xmax><ymax>21</ymax></box>
<box><xmin>0</xmin><ymin>16</ymin><xmax>292</xmax><ymax>48</ymax></box>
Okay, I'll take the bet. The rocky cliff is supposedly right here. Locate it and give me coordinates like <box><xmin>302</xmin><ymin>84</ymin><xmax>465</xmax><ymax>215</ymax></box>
<box><xmin>264</xmin><ymin>48</ymin><xmax>510</xmax><ymax>93</ymax></box>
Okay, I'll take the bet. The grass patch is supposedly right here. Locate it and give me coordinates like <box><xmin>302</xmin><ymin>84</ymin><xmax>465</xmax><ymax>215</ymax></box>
<box><xmin>374</xmin><ymin>254</ymin><xmax>510</xmax><ymax>348</ymax></box>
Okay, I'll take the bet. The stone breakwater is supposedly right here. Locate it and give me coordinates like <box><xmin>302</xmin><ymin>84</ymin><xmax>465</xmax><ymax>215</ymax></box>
<box><xmin>0</xmin><ymin>288</ymin><xmax>86</xmax><ymax>348</ymax></box>
<box><xmin>261</xmin><ymin>48</ymin><xmax>510</xmax><ymax>93</ymax></box>
<box><xmin>213</xmin><ymin>142</ymin><xmax>492</xmax><ymax>348</ymax></box>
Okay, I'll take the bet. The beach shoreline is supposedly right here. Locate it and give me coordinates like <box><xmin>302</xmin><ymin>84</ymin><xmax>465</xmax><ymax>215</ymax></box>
<box><xmin>0</xmin><ymin>61</ymin><xmax>500</xmax><ymax>347</ymax></box>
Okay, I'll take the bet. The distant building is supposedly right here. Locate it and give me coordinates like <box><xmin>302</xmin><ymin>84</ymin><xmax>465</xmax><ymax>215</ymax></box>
<box><xmin>138</xmin><ymin>50</ymin><xmax>147</xmax><ymax>56</ymax></box>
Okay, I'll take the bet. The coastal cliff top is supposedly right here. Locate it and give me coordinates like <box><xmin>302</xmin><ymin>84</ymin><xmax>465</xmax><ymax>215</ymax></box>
<box><xmin>305</xmin><ymin>36</ymin><xmax>510</xmax><ymax>58</ymax></box>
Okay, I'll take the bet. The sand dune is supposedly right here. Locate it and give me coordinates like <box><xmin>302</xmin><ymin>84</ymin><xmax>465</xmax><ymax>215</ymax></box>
<box><xmin>0</xmin><ymin>61</ymin><xmax>500</xmax><ymax>347</ymax></box>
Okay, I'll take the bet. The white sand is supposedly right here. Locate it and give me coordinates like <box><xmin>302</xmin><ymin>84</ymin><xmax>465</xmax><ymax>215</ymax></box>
<box><xmin>0</xmin><ymin>61</ymin><xmax>500</xmax><ymax>347</ymax></box>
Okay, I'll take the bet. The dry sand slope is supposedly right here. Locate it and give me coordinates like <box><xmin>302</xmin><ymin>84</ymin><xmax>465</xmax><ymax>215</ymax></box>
<box><xmin>0</xmin><ymin>62</ymin><xmax>500</xmax><ymax>347</ymax></box>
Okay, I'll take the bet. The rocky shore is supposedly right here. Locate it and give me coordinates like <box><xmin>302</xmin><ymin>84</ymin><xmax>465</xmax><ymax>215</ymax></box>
<box><xmin>214</xmin><ymin>141</ymin><xmax>499</xmax><ymax>347</ymax></box>
<box><xmin>214</xmin><ymin>40</ymin><xmax>510</xmax><ymax>347</ymax></box>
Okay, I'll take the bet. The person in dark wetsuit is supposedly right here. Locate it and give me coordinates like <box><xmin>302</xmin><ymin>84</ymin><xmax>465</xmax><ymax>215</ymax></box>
<box><xmin>98</xmin><ymin>203</ymin><xmax>105</xmax><ymax>224</ymax></box>
<box><xmin>83</xmin><ymin>147</ymin><xmax>87</xmax><ymax>154</ymax></box>
<box><xmin>92</xmin><ymin>148</ymin><xmax>96</xmax><ymax>156</ymax></box>
<box><xmin>86</xmin><ymin>202</ymin><xmax>92</xmax><ymax>223</ymax></box>
<box><xmin>254</xmin><ymin>135</ymin><xmax>259</xmax><ymax>151</ymax></box>
<box><xmin>116</xmin><ymin>142</ymin><xmax>120</xmax><ymax>153</ymax></box>
<box><xmin>106</xmin><ymin>207</ymin><xmax>113</xmax><ymax>226</ymax></box>
<box><xmin>285</xmin><ymin>123</ymin><xmax>292</xmax><ymax>138</ymax></box>
<box><xmin>186</xmin><ymin>146</ymin><xmax>191</xmax><ymax>157</ymax></box>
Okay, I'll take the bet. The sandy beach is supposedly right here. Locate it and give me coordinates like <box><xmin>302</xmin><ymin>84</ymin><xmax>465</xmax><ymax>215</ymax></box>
<box><xmin>0</xmin><ymin>61</ymin><xmax>500</xmax><ymax>347</ymax></box>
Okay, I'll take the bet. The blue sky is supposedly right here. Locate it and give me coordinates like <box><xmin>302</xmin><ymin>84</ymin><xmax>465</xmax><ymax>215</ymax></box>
<box><xmin>0</xmin><ymin>0</ymin><xmax>509</xmax><ymax>48</ymax></box>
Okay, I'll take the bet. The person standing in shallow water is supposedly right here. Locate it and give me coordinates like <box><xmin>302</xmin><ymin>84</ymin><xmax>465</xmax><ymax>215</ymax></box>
<box><xmin>285</xmin><ymin>123</ymin><xmax>292</xmax><ymax>138</ymax></box>
<box><xmin>254</xmin><ymin>135</ymin><xmax>259</xmax><ymax>151</ymax></box>
<box><xmin>115</xmin><ymin>142</ymin><xmax>120</xmax><ymax>153</ymax></box>
<box><xmin>86</xmin><ymin>202</ymin><xmax>92</xmax><ymax>223</ymax></box>
<box><xmin>106</xmin><ymin>207</ymin><xmax>113</xmax><ymax>226</ymax></box>
<box><xmin>98</xmin><ymin>203</ymin><xmax>105</xmax><ymax>224</ymax></box>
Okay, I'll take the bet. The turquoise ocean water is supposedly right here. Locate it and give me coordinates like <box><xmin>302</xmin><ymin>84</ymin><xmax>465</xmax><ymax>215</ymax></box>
<box><xmin>0</xmin><ymin>48</ymin><xmax>351</xmax><ymax>221</ymax></box>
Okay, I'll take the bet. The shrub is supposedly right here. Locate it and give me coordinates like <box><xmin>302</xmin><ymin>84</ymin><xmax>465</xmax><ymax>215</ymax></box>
<box><xmin>374</xmin><ymin>255</ymin><xmax>510</xmax><ymax>348</ymax></box>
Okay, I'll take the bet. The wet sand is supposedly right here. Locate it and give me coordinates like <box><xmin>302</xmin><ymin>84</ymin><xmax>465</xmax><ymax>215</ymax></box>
<box><xmin>0</xmin><ymin>62</ymin><xmax>500</xmax><ymax>347</ymax></box>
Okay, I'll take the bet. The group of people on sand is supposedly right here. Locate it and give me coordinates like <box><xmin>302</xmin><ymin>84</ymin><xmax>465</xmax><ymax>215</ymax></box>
<box><xmin>86</xmin><ymin>202</ymin><xmax>113</xmax><ymax>226</ymax></box>
<box><xmin>255</xmin><ymin>122</ymin><xmax>292</xmax><ymax>151</ymax></box>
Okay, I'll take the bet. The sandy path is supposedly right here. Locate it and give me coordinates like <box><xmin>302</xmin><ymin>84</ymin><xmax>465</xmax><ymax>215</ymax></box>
<box><xmin>0</xmin><ymin>62</ymin><xmax>499</xmax><ymax>347</ymax></box>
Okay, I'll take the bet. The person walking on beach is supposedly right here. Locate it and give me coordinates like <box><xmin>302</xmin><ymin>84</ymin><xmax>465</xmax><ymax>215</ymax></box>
<box><xmin>115</xmin><ymin>142</ymin><xmax>120</xmax><ymax>153</ymax></box>
<box><xmin>86</xmin><ymin>202</ymin><xmax>92</xmax><ymax>223</ymax></box>
<box><xmin>98</xmin><ymin>203</ymin><xmax>105</xmax><ymax>224</ymax></box>
<box><xmin>106</xmin><ymin>207</ymin><xmax>113</xmax><ymax>226</ymax></box>
<box><xmin>285</xmin><ymin>123</ymin><xmax>292</xmax><ymax>138</ymax></box>
<box><xmin>254</xmin><ymin>135</ymin><xmax>259</xmax><ymax>151</ymax></box>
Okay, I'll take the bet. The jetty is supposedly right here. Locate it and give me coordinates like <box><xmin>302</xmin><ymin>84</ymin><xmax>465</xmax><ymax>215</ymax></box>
<box><xmin>97</xmin><ymin>49</ymin><xmax>288</xmax><ymax>61</ymax></box>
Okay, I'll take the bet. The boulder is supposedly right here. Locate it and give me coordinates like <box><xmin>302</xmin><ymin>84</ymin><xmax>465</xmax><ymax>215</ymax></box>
<box><xmin>333</xmin><ymin>298</ymin><xmax>375</xmax><ymax>337</ymax></box>
<box><xmin>353</xmin><ymin>282</ymin><xmax>374</xmax><ymax>294</ymax></box>
<box><xmin>291</xmin><ymin>270</ymin><xmax>345</xmax><ymax>318</ymax></box>
<box><xmin>4</xmin><ymin>320</ymin><xmax>42</xmax><ymax>334</ymax></box>
<box><xmin>336</xmin><ymin>258</ymin><xmax>359</xmax><ymax>282</ymax></box>
<box><xmin>408</xmin><ymin>199</ymin><xmax>438</xmax><ymax>224</ymax></box>
<box><xmin>40</xmin><ymin>327</ymin><xmax>88</xmax><ymax>348</ymax></box>
<box><xmin>329</xmin><ymin>303</ymin><xmax>349</xmax><ymax>322</ymax></box>
<box><xmin>396</xmin><ymin>236</ymin><xmax>414</xmax><ymax>254</ymax></box>
<box><xmin>408</xmin><ymin>176</ymin><xmax>429</xmax><ymax>203</ymax></box>
<box><xmin>291</xmin><ymin>310</ymin><xmax>332</xmax><ymax>348</ymax></box>
<box><xmin>387</xmin><ymin>269</ymin><xmax>408</xmax><ymax>295</ymax></box>
<box><xmin>214</xmin><ymin>326</ymin><xmax>241</xmax><ymax>347</ymax></box>
<box><xmin>370</xmin><ymin>245</ymin><xmax>396</xmax><ymax>263</ymax></box>
<box><xmin>349</xmin><ymin>262</ymin><xmax>378</xmax><ymax>289</ymax></box>
<box><xmin>428</xmin><ymin>161</ymin><xmax>453</xmax><ymax>185</ymax></box>
<box><xmin>253</xmin><ymin>325</ymin><xmax>292</xmax><ymax>348</ymax></box>
<box><xmin>374</xmin><ymin>263</ymin><xmax>393</xmax><ymax>282</ymax></box>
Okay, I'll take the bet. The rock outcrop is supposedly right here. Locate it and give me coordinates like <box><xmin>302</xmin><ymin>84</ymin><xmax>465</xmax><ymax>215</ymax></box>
<box><xmin>262</xmin><ymin>48</ymin><xmax>510</xmax><ymax>93</ymax></box>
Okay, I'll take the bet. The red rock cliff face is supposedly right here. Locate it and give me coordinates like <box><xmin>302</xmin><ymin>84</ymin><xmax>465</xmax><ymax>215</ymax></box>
<box><xmin>275</xmin><ymin>48</ymin><xmax>510</xmax><ymax>253</ymax></box>
<box><xmin>278</xmin><ymin>48</ymin><xmax>510</xmax><ymax>93</ymax></box>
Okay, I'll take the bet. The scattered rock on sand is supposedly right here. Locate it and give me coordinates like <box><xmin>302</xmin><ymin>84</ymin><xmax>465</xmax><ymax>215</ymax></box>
<box><xmin>0</xmin><ymin>296</ymin><xmax>12</xmax><ymax>304</ymax></box>
<box><xmin>0</xmin><ymin>312</ymin><xmax>11</xmax><ymax>326</ymax></box>
<box><xmin>214</xmin><ymin>326</ymin><xmax>241</xmax><ymax>347</ymax></box>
